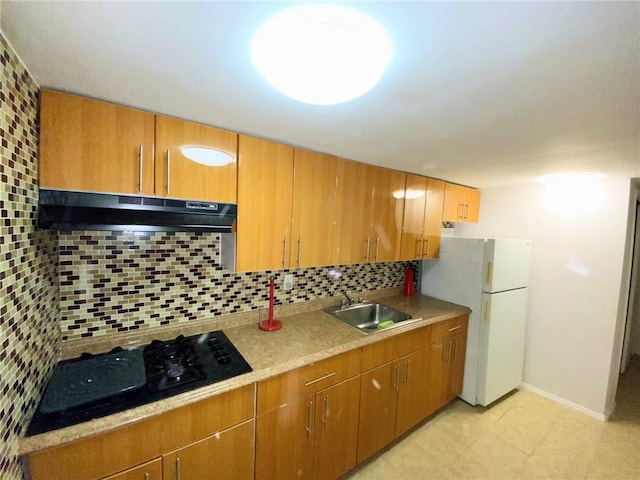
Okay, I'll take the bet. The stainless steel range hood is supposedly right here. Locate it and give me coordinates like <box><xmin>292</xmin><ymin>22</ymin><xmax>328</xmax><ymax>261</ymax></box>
<box><xmin>38</xmin><ymin>189</ymin><xmax>237</xmax><ymax>233</ymax></box>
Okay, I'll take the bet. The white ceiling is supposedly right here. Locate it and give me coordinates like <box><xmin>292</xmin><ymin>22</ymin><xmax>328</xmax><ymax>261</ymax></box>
<box><xmin>2</xmin><ymin>1</ymin><xmax>639</xmax><ymax>188</ymax></box>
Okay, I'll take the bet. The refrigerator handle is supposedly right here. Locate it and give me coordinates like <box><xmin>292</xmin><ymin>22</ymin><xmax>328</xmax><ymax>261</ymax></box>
<box><xmin>484</xmin><ymin>301</ymin><xmax>490</xmax><ymax>322</ymax></box>
<box><xmin>485</xmin><ymin>261</ymin><xmax>493</xmax><ymax>287</ymax></box>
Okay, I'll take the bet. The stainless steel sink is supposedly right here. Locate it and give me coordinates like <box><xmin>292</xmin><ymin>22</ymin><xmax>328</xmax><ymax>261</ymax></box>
<box><xmin>323</xmin><ymin>302</ymin><xmax>413</xmax><ymax>333</ymax></box>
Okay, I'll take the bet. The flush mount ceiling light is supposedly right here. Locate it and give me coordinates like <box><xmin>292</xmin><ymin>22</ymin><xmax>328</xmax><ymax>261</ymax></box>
<box><xmin>393</xmin><ymin>189</ymin><xmax>425</xmax><ymax>200</ymax></box>
<box><xmin>181</xmin><ymin>146</ymin><xmax>234</xmax><ymax>166</ymax></box>
<box><xmin>251</xmin><ymin>5</ymin><xmax>393</xmax><ymax>105</ymax></box>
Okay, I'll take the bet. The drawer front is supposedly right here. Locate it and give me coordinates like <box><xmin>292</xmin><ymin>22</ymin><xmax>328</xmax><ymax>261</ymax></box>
<box><xmin>101</xmin><ymin>458</ymin><xmax>162</xmax><ymax>480</ymax></box>
<box><xmin>257</xmin><ymin>349</ymin><xmax>362</xmax><ymax>414</ymax></box>
<box><xmin>431</xmin><ymin>315</ymin><xmax>468</xmax><ymax>343</ymax></box>
<box><xmin>361</xmin><ymin>325</ymin><xmax>431</xmax><ymax>372</ymax></box>
<box><xmin>159</xmin><ymin>383</ymin><xmax>254</xmax><ymax>452</ymax></box>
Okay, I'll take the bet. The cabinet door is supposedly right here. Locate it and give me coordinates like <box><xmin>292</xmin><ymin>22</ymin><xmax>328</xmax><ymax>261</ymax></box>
<box><xmin>314</xmin><ymin>377</ymin><xmax>361</xmax><ymax>480</ymax></box>
<box><xmin>370</xmin><ymin>167</ymin><xmax>405</xmax><ymax>262</ymax></box>
<box><xmin>236</xmin><ymin>135</ymin><xmax>294</xmax><ymax>271</ymax></box>
<box><xmin>290</xmin><ymin>148</ymin><xmax>339</xmax><ymax>267</ymax></box>
<box><xmin>442</xmin><ymin>183</ymin><xmax>464</xmax><ymax>222</ymax></box>
<box><xmin>425</xmin><ymin>340</ymin><xmax>448</xmax><ymax>416</ymax></box>
<box><xmin>335</xmin><ymin>159</ymin><xmax>374</xmax><ymax>264</ymax></box>
<box><xmin>255</xmin><ymin>396</ymin><xmax>315</xmax><ymax>480</ymax></box>
<box><xmin>422</xmin><ymin>179</ymin><xmax>445</xmax><ymax>259</ymax></box>
<box><xmin>395</xmin><ymin>347</ymin><xmax>431</xmax><ymax>437</ymax></box>
<box><xmin>464</xmin><ymin>188</ymin><xmax>481</xmax><ymax>223</ymax></box>
<box><xmin>155</xmin><ymin>115</ymin><xmax>238</xmax><ymax>202</ymax></box>
<box><xmin>448</xmin><ymin>332</ymin><xmax>468</xmax><ymax>402</ymax></box>
<box><xmin>399</xmin><ymin>174</ymin><xmax>427</xmax><ymax>261</ymax></box>
<box><xmin>39</xmin><ymin>90</ymin><xmax>155</xmax><ymax>195</ymax></box>
<box><xmin>100</xmin><ymin>459</ymin><xmax>162</xmax><ymax>480</ymax></box>
<box><xmin>162</xmin><ymin>419</ymin><xmax>254</xmax><ymax>480</ymax></box>
<box><xmin>357</xmin><ymin>362</ymin><xmax>398</xmax><ymax>463</ymax></box>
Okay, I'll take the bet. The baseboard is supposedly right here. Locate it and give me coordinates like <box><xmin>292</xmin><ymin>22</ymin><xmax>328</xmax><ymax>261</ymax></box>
<box><xmin>519</xmin><ymin>382</ymin><xmax>606</xmax><ymax>421</ymax></box>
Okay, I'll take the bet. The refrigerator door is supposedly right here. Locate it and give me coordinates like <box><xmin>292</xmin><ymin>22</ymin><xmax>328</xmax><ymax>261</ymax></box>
<box><xmin>477</xmin><ymin>288</ymin><xmax>528</xmax><ymax>406</ymax></box>
<box><xmin>483</xmin><ymin>239</ymin><xmax>531</xmax><ymax>293</ymax></box>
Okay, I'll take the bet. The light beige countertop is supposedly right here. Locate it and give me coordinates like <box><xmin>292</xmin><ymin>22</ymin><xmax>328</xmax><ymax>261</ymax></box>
<box><xmin>19</xmin><ymin>291</ymin><xmax>470</xmax><ymax>455</ymax></box>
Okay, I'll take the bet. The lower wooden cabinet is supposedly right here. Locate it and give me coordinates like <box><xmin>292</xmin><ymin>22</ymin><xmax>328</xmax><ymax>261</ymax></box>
<box><xmin>357</xmin><ymin>347</ymin><xmax>430</xmax><ymax>463</ymax></box>
<box><xmin>426</xmin><ymin>316</ymin><xmax>469</xmax><ymax>416</ymax></box>
<box><xmin>256</xmin><ymin>375</ymin><xmax>361</xmax><ymax>480</ymax></box>
<box><xmin>100</xmin><ymin>458</ymin><xmax>162</xmax><ymax>480</ymax></box>
<box><xmin>162</xmin><ymin>419</ymin><xmax>254</xmax><ymax>480</ymax></box>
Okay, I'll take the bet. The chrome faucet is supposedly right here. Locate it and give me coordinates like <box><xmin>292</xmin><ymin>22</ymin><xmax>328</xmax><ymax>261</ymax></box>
<box><xmin>339</xmin><ymin>290</ymin><xmax>352</xmax><ymax>308</ymax></box>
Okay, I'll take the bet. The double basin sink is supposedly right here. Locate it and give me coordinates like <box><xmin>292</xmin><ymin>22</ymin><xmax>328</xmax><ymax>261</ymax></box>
<box><xmin>323</xmin><ymin>302</ymin><xmax>415</xmax><ymax>334</ymax></box>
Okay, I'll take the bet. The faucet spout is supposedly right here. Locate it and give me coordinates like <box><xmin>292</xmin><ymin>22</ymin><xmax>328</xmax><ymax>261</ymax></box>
<box><xmin>339</xmin><ymin>290</ymin><xmax>352</xmax><ymax>307</ymax></box>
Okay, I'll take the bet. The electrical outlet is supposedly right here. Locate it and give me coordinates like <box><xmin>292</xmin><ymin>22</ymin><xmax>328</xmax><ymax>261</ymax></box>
<box><xmin>284</xmin><ymin>274</ymin><xmax>294</xmax><ymax>291</ymax></box>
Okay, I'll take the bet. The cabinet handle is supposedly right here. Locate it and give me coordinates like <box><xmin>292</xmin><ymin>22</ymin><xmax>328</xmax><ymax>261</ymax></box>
<box><xmin>304</xmin><ymin>372</ymin><xmax>336</xmax><ymax>386</ymax></box>
<box><xmin>144</xmin><ymin>474</ymin><xmax>150</xmax><ymax>480</ymax></box>
<box><xmin>175</xmin><ymin>457</ymin><xmax>181</xmax><ymax>480</ymax></box>
<box><xmin>306</xmin><ymin>400</ymin><xmax>314</xmax><ymax>437</ymax></box>
<box><xmin>138</xmin><ymin>145</ymin><xmax>144</xmax><ymax>192</ymax></box>
<box><xmin>375</xmin><ymin>237</ymin><xmax>380</xmax><ymax>262</ymax></box>
<box><xmin>452</xmin><ymin>338</ymin><xmax>458</xmax><ymax>363</ymax></box>
<box><xmin>323</xmin><ymin>395</ymin><xmax>329</xmax><ymax>428</ymax></box>
<box><xmin>458</xmin><ymin>202</ymin><xmax>464</xmax><ymax>219</ymax></box>
<box><xmin>392</xmin><ymin>363</ymin><xmax>400</xmax><ymax>390</ymax></box>
<box><xmin>166</xmin><ymin>150</ymin><xmax>171</xmax><ymax>195</ymax></box>
<box><xmin>282</xmin><ymin>236</ymin><xmax>287</xmax><ymax>269</ymax></box>
<box><xmin>424</xmin><ymin>237</ymin><xmax>430</xmax><ymax>259</ymax></box>
<box><xmin>366</xmin><ymin>236</ymin><xmax>371</xmax><ymax>262</ymax></box>
<box><xmin>448</xmin><ymin>325</ymin><xmax>462</xmax><ymax>332</ymax></box>
<box><xmin>403</xmin><ymin>360</ymin><xmax>409</xmax><ymax>387</ymax></box>
<box><xmin>296</xmin><ymin>236</ymin><xmax>302</xmax><ymax>267</ymax></box>
<box><xmin>464</xmin><ymin>202</ymin><xmax>470</xmax><ymax>220</ymax></box>
<box><xmin>418</xmin><ymin>238</ymin><xmax>424</xmax><ymax>260</ymax></box>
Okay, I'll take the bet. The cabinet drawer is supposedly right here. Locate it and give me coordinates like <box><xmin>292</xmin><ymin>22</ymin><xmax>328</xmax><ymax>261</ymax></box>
<box><xmin>159</xmin><ymin>383</ymin><xmax>254</xmax><ymax>452</ymax></box>
<box><xmin>257</xmin><ymin>349</ymin><xmax>361</xmax><ymax>414</ymax></box>
<box><xmin>101</xmin><ymin>458</ymin><xmax>162</xmax><ymax>480</ymax></box>
<box><xmin>361</xmin><ymin>325</ymin><xmax>431</xmax><ymax>372</ymax></box>
<box><xmin>431</xmin><ymin>315</ymin><xmax>468</xmax><ymax>343</ymax></box>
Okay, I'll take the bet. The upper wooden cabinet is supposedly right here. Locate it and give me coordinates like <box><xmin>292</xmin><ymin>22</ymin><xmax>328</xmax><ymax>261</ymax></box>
<box><xmin>154</xmin><ymin>115</ymin><xmax>237</xmax><ymax>202</ymax></box>
<box><xmin>443</xmin><ymin>183</ymin><xmax>480</xmax><ymax>223</ymax></box>
<box><xmin>290</xmin><ymin>148</ymin><xmax>340</xmax><ymax>268</ymax></box>
<box><xmin>39</xmin><ymin>89</ymin><xmax>155</xmax><ymax>195</ymax></box>
<box><xmin>335</xmin><ymin>159</ymin><xmax>374</xmax><ymax>265</ymax></box>
<box><xmin>370</xmin><ymin>167</ymin><xmax>406</xmax><ymax>262</ymax></box>
<box><xmin>399</xmin><ymin>176</ymin><xmax>445</xmax><ymax>260</ymax></box>
<box><xmin>236</xmin><ymin>135</ymin><xmax>294</xmax><ymax>272</ymax></box>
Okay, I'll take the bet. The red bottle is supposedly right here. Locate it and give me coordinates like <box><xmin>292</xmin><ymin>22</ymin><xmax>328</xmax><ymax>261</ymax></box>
<box><xmin>404</xmin><ymin>267</ymin><xmax>414</xmax><ymax>296</ymax></box>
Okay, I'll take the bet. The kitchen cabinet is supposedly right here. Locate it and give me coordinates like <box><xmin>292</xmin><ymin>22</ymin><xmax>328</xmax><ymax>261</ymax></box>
<box><xmin>357</xmin><ymin>326</ymin><xmax>432</xmax><ymax>463</ymax></box>
<box><xmin>162</xmin><ymin>419</ymin><xmax>254</xmax><ymax>480</ymax></box>
<box><xmin>426</xmin><ymin>315</ymin><xmax>469</xmax><ymax>416</ymax></box>
<box><xmin>399</xmin><ymin>176</ymin><xmax>445</xmax><ymax>261</ymax></box>
<box><xmin>256</xmin><ymin>349</ymin><xmax>362</xmax><ymax>480</ymax></box>
<box><xmin>236</xmin><ymin>135</ymin><xmax>294</xmax><ymax>271</ymax></box>
<box><xmin>443</xmin><ymin>183</ymin><xmax>481</xmax><ymax>223</ymax></box>
<box><xmin>25</xmin><ymin>384</ymin><xmax>254</xmax><ymax>480</ymax></box>
<box><xmin>370</xmin><ymin>167</ymin><xmax>406</xmax><ymax>262</ymax></box>
<box><xmin>39</xmin><ymin>89</ymin><xmax>155</xmax><ymax>195</ymax></box>
<box><xmin>100</xmin><ymin>459</ymin><xmax>162</xmax><ymax>480</ymax></box>
<box><xmin>290</xmin><ymin>148</ymin><xmax>340</xmax><ymax>267</ymax></box>
<box><xmin>154</xmin><ymin>115</ymin><xmax>237</xmax><ymax>203</ymax></box>
<box><xmin>335</xmin><ymin>159</ymin><xmax>374</xmax><ymax>264</ymax></box>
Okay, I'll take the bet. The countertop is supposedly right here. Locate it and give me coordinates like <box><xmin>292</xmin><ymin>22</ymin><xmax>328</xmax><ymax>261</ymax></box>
<box><xmin>19</xmin><ymin>293</ymin><xmax>470</xmax><ymax>455</ymax></box>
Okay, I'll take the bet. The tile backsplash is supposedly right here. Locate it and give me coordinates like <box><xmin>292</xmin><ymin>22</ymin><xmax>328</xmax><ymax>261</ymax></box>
<box><xmin>59</xmin><ymin>230</ymin><xmax>417</xmax><ymax>340</ymax></box>
<box><xmin>0</xmin><ymin>34</ymin><xmax>59</xmax><ymax>480</ymax></box>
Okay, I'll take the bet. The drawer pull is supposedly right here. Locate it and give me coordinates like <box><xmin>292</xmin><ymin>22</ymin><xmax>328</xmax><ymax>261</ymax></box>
<box><xmin>448</xmin><ymin>325</ymin><xmax>462</xmax><ymax>332</ymax></box>
<box><xmin>304</xmin><ymin>372</ymin><xmax>336</xmax><ymax>386</ymax></box>
<box><xmin>175</xmin><ymin>457</ymin><xmax>181</xmax><ymax>480</ymax></box>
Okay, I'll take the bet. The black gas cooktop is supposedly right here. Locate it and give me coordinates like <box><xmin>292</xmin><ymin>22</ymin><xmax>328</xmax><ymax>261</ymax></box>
<box><xmin>27</xmin><ymin>331</ymin><xmax>252</xmax><ymax>436</ymax></box>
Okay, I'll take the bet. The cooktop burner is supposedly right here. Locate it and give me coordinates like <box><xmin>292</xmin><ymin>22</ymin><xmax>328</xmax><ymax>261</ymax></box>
<box><xmin>27</xmin><ymin>330</ymin><xmax>252</xmax><ymax>436</ymax></box>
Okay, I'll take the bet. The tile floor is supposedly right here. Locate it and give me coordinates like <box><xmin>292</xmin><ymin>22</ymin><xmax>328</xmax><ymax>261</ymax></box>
<box><xmin>345</xmin><ymin>356</ymin><xmax>640</xmax><ymax>479</ymax></box>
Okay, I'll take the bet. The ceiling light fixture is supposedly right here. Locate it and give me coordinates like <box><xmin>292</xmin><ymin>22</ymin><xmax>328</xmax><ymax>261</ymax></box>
<box><xmin>181</xmin><ymin>146</ymin><xmax>234</xmax><ymax>167</ymax></box>
<box><xmin>251</xmin><ymin>5</ymin><xmax>393</xmax><ymax>105</ymax></box>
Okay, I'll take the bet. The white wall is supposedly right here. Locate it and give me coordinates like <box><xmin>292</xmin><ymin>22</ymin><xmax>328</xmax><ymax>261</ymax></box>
<box><xmin>455</xmin><ymin>177</ymin><xmax>631</xmax><ymax>415</ymax></box>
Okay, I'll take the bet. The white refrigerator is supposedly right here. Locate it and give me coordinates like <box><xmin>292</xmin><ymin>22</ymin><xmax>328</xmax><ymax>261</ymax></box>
<box><xmin>421</xmin><ymin>237</ymin><xmax>531</xmax><ymax>406</ymax></box>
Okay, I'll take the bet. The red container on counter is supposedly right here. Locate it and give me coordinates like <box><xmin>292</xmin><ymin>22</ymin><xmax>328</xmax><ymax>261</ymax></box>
<box><xmin>404</xmin><ymin>267</ymin><xmax>414</xmax><ymax>296</ymax></box>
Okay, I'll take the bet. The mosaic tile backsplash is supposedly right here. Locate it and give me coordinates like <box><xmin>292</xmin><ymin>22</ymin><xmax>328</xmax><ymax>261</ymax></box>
<box><xmin>59</xmin><ymin>230</ymin><xmax>417</xmax><ymax>340</ymax></box>
<box><xmin>0</xmin><ymin>34</ymin><xmax>59</xmax><ymax>480</ymax></box>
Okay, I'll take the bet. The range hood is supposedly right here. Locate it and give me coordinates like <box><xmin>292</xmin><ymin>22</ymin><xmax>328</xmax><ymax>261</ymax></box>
<box><xmin>38</xmin><ymin>189</ymin><xmax>237</xmax><ymax>232</ymax></box>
